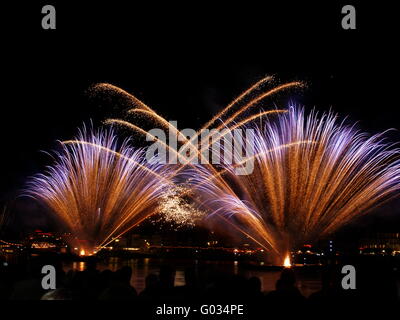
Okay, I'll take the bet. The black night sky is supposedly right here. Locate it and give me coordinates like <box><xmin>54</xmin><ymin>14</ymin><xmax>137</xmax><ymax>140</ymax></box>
<box><xmin>1</xmin><ymin>1</ymin><xmax>399</xmax><ymax>235</ymax></box>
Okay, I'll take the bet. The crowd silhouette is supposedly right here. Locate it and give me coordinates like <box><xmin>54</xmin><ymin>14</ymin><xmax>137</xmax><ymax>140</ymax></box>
<box><xmin>0</xmin><ymin>255</ymin><xmax>398</xmax><ymax>311</ymax></box>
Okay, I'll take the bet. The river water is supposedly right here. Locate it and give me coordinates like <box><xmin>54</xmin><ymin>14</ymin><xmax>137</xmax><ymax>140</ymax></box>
<box><xmin>63</xmin><ymin>257</ymin><xmax>322</xmax><ymax>297</ymax></box>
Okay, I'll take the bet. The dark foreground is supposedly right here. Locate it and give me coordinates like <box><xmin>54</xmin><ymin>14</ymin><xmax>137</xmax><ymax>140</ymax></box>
<box><xmin>0</xmin><ymin>254</ymin><xmax>399</xmax><ymax>317</ymax></box>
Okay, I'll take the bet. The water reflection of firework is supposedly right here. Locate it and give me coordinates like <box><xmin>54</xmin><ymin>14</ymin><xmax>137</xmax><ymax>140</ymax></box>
<box><xmin>283</xmin><ymin>254</ymin><xmax>291</xmax><ymax>268</ymax></box>
<box><xmin>26</xmin><ymin>128</ymin><xmax>172</xmax><ymax>254</ymax></box>
<box><xmin>0</xmin><ymin>205</ymin><xmax>10</xmax><ymax>234</ymax></box>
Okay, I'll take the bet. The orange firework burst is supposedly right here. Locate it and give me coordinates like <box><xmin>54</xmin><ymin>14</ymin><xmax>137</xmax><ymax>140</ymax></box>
<box><xmin>184</xmin><ymin>107</ymin><xmax>400</xmax><ymax>264</ymax></box>
<box><xmin>26</xmin><ymin>127</ymin><xmax>173</xmax><ymax>254</ymax></box>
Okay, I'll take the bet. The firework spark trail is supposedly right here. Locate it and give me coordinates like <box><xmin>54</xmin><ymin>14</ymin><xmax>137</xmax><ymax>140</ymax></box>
<box><xmin>185</xmin><ymin>82</ymin><xmax>302</xmax><ymax>170</ymax></box>
<box><xmin>108</xmin><ymin>110</ymin><xmax>286</xmax><ymax>175</ymax></box>
<box><xmin>185</xmin><ymin>107</ymin><xmax>400</xmax><ymax>263</ymax></box>
<box><xmin>105</xmin><ymin>79</ymin><xmax>297</xmax><ymax>175</ymax></box>
<box><xmin>62</xmin><ymin>139</ymin><xmax>169</xmax><ymax>182</ymax></box>
<box><xmin>97</xmin><ymin>79</ymin><xmax>300</xmax><ymax>173</ymax></box>
<box><xmin>104</xmin><ymin>118</ymin><xmax>191</xmax><ymax>165</ymax></box>
<box><xmin>195</xmin><ymin>110</ymin><xmax>288</xmax><ymax>166</ymax></box>
<box><xmin>175</xmin><ymin>81</ymin><xmax>302</xmax><ymax>167</ymax></box>
<box><xmin>199</xmin><ymin>76</ymin><xmax>274</xmax><ymax>130</ymax></box>
<box><xmin>193</xmin><ymin>140</ymin><xmax>315</xmax><ymax>192</ymax></box>
<box><xmin>214</xmin><ymin>82</ymin><xmax>302</xmax><ymax>130</ymax></box>
<box><xmin>25</xmin><ymin>128</ymin><xmax>173</xmax><ymax>253</ymax></box>
<box><xmin>125</xmin><ymin>109</ymin><xmax>213</xmax><ymax>165</ymax></box>
<box><xmin>90</xmin><ymin>83</ymin><xmax>153</xmax><ymax>112</ymax></box>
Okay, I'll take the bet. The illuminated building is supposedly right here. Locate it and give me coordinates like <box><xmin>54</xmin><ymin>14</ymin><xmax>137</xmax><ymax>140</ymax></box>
<box><xmin>359</xmin><ymin>232</ymin><xmax>400</xmax><ymax>255</ymax></box>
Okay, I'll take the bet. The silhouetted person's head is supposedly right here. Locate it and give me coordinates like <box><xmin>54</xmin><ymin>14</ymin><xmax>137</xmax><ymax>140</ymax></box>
<box><xmin>159</xmin><ymin>265</ymin><xmax>175</xmax><ymax>288</ymax></box>
<box><xmin>99</xmin><ymin>285</ymin><xmax>137</xmax><ymax>300</ymax></box>
<box><xmin>279</xmin><ymin>268</ymin><xmax>296</xmax><ymax>287</ymax></box>
<box><xmin>145</xmin><ymin>273</ymin><xmax>159</xmax><ymax>289</ymax></box>
<box><xmin>321</xmin><ymin>266</ymin><xmax>341</xmax><ymax>290</ymax></box>
<box><xmin>248</xmin><ymin>276</ymin><xmax>262</xmax><ymax>293</ymax></box>
<box><xmin>99</xmin><ymin>269</ymin><xmax>113</xmax><ymax>288</ymax></box>
<box><xmin>86</xmin><ymin>257</ymin><xmax>97</xmax><ymax>272</ymax></box>
<box><xmin>184</xmin><ymin>267</ymin><xmax>196</xmax><ymax>287</ymax></box>
<box><xmin>115</xmin><ymin>266</ymin><xmax>132</xmax><ymax>285</ymax></box>
<box><xmin>26</xmin><ymin>257</ymin><xmax>46</xmax><ymax>279</ymax></box>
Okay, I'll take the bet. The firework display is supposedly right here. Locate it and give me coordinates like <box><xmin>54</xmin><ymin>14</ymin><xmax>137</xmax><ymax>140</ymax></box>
<box><xmin>26</xmin><ymin>128</ymin><xmax>172</xmax><ymax>254</ymax></box>
<box><xmin>25</xmin><ymin>79</ymin><xmax>400</xmax><ymax>264</ymax></box>
<box><xmin>95</xmin><ymin>79</ymin><xmax>399</xmax><ymax>264</ymax></box>
<box><xmin>184</xmin><ymin>107</ymin><xmax>400</xmax><ymax>263</ymax></box>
